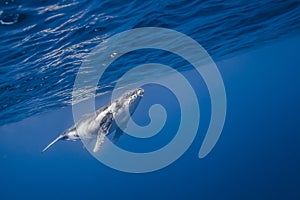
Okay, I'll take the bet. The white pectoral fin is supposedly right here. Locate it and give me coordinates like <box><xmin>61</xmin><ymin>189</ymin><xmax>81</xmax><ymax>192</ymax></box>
<box><xmin>93</xmin><ymin>131</ymin><xmax>106</xmax><ymax>153</ymax></box>
<box><xmin>93</xmin><ymin>112</ymin><xmax>113</xmax><ymax>153</ymax></box>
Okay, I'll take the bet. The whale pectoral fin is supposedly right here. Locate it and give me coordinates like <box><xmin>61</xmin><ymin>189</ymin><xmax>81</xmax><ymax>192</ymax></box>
<box><xmin>93</xmin><ymin>112</ymin><xmax>113</xmax><ymax>153</ymax></box>
<box><xmin>93</xmin><ymin>131</ymin><xmax>106</xmax><ymax>153</ymax></box>
<box><xmin>112</xmin><ymin>128</ymin><xmax>123</xmax><ymax>143</ymax></box>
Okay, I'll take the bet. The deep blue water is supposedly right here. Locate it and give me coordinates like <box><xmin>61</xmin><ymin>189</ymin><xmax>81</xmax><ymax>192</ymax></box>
<box><xmin>1</xmin><ymin>0</ymin><xmax>300</xmax><ymax>199</ymax></box>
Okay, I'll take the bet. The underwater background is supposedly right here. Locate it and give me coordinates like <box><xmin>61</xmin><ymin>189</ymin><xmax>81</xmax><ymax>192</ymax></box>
<box><xmin>0</xmin><ymin>0</ymin><xmax>300</xmax><ymax>199</ymax></box>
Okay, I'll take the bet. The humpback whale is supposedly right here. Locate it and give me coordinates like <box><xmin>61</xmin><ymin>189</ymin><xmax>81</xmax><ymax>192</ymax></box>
<box><xmin>42</xmin><ymin>88</ymin><xmax>144</xmax><ymax>153</ymax></box>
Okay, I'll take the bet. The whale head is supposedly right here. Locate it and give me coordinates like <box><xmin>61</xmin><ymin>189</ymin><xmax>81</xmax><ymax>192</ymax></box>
<box><xmin>129</xmin><ymin>87</ymin><xmax>144</xmax><ymax>103</ymax></box>
<box><xmin>120</xmin><ymin>88</ymin><xmax>144</xmax><ymax>114</ymax></box>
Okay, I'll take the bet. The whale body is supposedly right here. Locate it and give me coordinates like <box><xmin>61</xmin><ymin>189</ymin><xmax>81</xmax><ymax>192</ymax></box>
<box><xmin>42</xmin><ymin>88</ymin><xmax>144</xmax><ymax>153</ymax></box>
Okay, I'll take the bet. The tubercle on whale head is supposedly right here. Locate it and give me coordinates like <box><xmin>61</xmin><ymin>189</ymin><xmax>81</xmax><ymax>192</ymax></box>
<box><xmin>126</xmin><ymin>88</ymin><xmax>144</xmax><ymax>97</ymax></box>
<box><xmin>115</xmin><ymin>88</ymin><xmax>144</xmax><ymax>106</ymax></box>
<box><xmin>128</xmin><ymin>88</ymin><xmax>144</xmax><ymax>102</ymax></box>
<box><xmin>135</xmin><ymin>88</ymin><xmax>144</xmax><ymax>96</ymax></box>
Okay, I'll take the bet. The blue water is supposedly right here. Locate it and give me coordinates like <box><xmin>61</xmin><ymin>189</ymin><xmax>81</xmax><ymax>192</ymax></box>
<box><xmin>1</xmin><ymin>0</ymin><xmax>300</xmax><ymax>199</ymax></box>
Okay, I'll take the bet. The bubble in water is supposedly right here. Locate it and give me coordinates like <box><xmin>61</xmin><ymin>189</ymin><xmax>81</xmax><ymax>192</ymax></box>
<box><xmin>0</xmin><ymin>13</ymin><xmax>19</xmax><ymax>25</ymax></box>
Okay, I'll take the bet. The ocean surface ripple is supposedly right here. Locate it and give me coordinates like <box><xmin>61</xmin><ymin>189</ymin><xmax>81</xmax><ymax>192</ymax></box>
<box><xmin>0</xmin><ymin>0</ymin><xmax>299</xmax><ymax>125</ymax></box>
